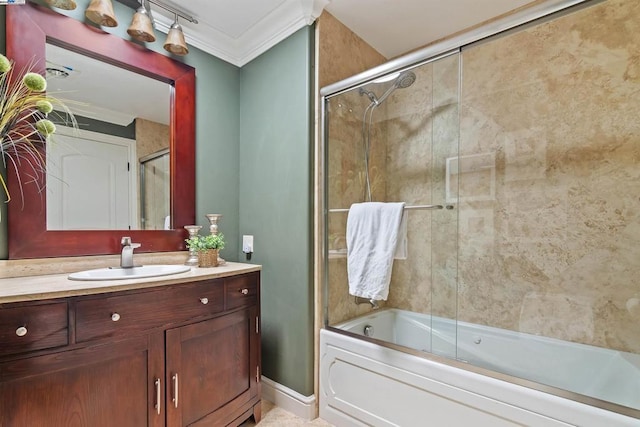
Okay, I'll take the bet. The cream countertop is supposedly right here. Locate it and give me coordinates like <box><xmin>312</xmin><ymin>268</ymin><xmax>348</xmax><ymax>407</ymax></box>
<box><xmin>0</xmin><ymin>261</ymin><xmax>261</xmax><ymax>304</ymax></box>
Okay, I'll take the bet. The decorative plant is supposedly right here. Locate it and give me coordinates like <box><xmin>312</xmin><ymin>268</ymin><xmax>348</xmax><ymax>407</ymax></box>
<box><xmin>0</xmin><ymin>53</ymin><xmax>77</xmax><ymax>206</ymax></box>
<box><xmin>185</xmin><ymin>233</ymin><xmax>225</xmax><ymax>252</ymax></box>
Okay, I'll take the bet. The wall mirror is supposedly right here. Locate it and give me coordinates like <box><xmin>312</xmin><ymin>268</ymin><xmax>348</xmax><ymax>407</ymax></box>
<box><xmin>45</xmin><ymin>44</ymin><xmax>171</xmax><ymax>231</ymax></box>
<box><xmin>6</xmin><ymin>2</ymin><xmax>195</xmax><ymax>258</ymax></box>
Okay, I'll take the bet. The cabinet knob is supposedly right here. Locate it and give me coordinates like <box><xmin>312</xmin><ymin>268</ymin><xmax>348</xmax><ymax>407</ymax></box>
<box><xmin>111</xmin><ymin>313</ymin><xmax>121</xmax><ymax>322</ymax></box>
<box><xmin>200</xmin><ymin>297</ymin><xmax>209</xmax><ymax>305</ymax></box>
<box><xmin>240</xmin><ymin>288</ymin><xmax>249</xmax><ymax>295</ymax></box>
<box><xmin>15</xmin><ymin>326</ymin><xmax>27</xmax><ymax>337</ymax></box>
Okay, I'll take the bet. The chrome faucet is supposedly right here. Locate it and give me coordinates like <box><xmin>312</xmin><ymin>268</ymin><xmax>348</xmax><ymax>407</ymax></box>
<box><xmin>354</xmin><ymin>296</ymin><xmax>380</xmax><ymax>310</ymax></box>
<box><xmin>120</xmin><ymin>237</ymin><xmax>141</xmax><ymax>268</ymax></box>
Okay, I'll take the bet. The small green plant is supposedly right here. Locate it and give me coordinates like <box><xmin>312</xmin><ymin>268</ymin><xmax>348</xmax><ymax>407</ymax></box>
<box><xmin>185</xmin><ymin>233</ymin><xmax>225</xmax><ymax>252</ymax></box>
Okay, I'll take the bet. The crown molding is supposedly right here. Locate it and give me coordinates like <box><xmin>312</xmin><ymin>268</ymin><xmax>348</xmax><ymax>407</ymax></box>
<box><xmin>149</xmin><ymin>0</ymin><xmax>330</xmax><ymax>66</ymax></box>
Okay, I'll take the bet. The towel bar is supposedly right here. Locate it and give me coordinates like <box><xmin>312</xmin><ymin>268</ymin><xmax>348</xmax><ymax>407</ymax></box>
<box><xmin>329</xmin><ymin>204</ymin><xmax>451</xmax><ymax>213</ymax></box>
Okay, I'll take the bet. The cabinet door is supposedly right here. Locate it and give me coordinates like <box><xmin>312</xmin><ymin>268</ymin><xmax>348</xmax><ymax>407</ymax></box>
<box><xmin>0</xmin><ymin>333</ymin><xmax>165</xmax><ymax>427</ymax></box>
<box><xmin>166</xmin><ymin>307</ymin><xmax>259</xmax><ymax>427</ymax></box>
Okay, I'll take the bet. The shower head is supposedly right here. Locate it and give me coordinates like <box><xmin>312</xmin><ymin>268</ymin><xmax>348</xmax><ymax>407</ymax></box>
<box><xmin>395</xmin><ymin>71</ymin><xmax>416</xmax><ymax>89</ymax></box>
<box><xmin>375</xmin><ymin>71</ymin><xmax>416</xmax><ymax>105</ymax></box>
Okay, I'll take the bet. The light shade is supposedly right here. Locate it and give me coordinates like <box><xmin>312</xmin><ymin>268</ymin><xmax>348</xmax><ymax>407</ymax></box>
<box><xmin>85</xmin><ymin>0</ymin><xmax>118</xmax><ymax>27</ymax></box>
<box><xmin>45</xmin><ymin>0</ymin><xmax>77</xmax><ymax>10</ymax></box>
<box><xmin>163</xmin><ymin>21</ymin><xmax>189</xmax><ymax>56</ymax></box>
<box><xmin>127</xmin><ymin>6</ymin><xmax>156</xmax><ymax>43</ymax></box>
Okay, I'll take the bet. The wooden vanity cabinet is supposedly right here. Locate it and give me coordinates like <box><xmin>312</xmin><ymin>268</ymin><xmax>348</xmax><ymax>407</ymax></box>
<box><xmin>0</xmin><ymin>271</ymin><xmax>261</xmax><ymax>427</ymax></box>
<box><xmin>0</xmin><ymin>333</ymin><xmax>164</xmax><ymax>427</ymax></box>
<box><xmin>166</xmin><ymin>306</ymin><xmax>260</xmax><ymax>426</ymax></box>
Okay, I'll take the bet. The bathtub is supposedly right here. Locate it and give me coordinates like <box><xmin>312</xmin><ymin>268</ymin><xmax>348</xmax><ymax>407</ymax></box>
<box><xmin>319</xmin><ymin>308</ymin><xmax>640</xmax><ymax>426</ymax></box>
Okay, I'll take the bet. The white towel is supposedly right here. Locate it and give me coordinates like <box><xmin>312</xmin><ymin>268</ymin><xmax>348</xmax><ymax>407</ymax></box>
<box><xmin>346</xmin><ymin>202</ymin><xmax>406</xmax><ymax>301</ymax></box>
<box><xmin>394</xmin><ymin>210</ymin><xmax>408</xmax><ymax>260</ymax></box>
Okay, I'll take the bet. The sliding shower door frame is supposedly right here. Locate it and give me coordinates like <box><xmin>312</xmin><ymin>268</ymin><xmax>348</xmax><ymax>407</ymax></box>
<box><xmin>317</xmin><ymin>0</ymin><xmax>640</xmax><ymax>420</ymax></box>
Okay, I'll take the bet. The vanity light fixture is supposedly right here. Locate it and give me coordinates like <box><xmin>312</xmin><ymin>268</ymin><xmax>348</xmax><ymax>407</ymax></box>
<box><xmin>163</xmin><ymin>14</ymin><xmax>188</xmax><ymax>56</ymax></box>
<box><xmin>65</xmin><ymin>0</ymin><xmax>197</xmax><ymax>54</ymax></box>
<box><xmin>85</xmin><ymin>0</ymin><xmax>118</xmax><ymax>27</ymax></box>
<box><xmin>127</xmin><ymin>0</ymin><xmax>156</xmax><ymax>43</ymax></box>
<box><xmin>122</xmin><ymin>0</ymin><xmax>198</xmax><ymax>55</ymax></box>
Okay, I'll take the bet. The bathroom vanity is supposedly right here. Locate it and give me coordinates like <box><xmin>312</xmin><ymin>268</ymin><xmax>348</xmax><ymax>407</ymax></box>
<box><xmin>0</xmin><ymin>263</ymin><xmax>261</xmax><ymax>427</ymax></box>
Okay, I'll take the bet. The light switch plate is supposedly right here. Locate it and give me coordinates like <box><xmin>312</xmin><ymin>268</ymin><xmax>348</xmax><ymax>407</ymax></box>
<box><xmin>242</xmin><ymin>235</ymin><xmax>254</xmax><ymax>253</ymax></box>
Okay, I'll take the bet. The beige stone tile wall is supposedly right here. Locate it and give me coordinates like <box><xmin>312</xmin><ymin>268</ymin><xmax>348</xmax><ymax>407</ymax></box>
<box><xmin>135</xmin><ymin>118</ymin><xmax>170</xmax><ymax>230</ymax></box>
<box><xmin>385</xmin><ymin>55</ymin><xmax>460</xmax><ymax>320</ymax></box>
<box><xmin>323</xmin><ymin>0</ymin><xmax>640</xmax><ymax>355</ymax></box>
<box><xmin>325</xmin><ymin>84</ymin><xmax>389</xmax><ymax>324</ymax></box>
<box><xmin>382</xmin><ymin>63</ymin><xmax>435</xmax><ymax>315</ymax></box>
<box><xmin>457</xmin><ymin>0</ymin><xmax>640</xmax><ymax>353</ymax></box>
<box><xmin>316</xmin><ymin>12</ymin><xmax>386</xmax><ymax>88</ymax></box>
<box><xmin>326</xmin><ymin>54</ymin><xmax>461</xmax><ymax>324</ymax></box>
<box><xmin>135</xmin><ymin>118</ymin><xmax>169</xmax><ymax>160</ymax></box>
<box><xmin>317</xmin><ymin>12</ymin><xmax>388</xmax><ymax>326</ymax></box>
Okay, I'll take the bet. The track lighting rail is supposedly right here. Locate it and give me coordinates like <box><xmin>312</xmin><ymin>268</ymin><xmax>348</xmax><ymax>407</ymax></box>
<box><xmin>115</xmin><ymin>0</ymin><xmax>197</xmax><ymax>24</ymax></box>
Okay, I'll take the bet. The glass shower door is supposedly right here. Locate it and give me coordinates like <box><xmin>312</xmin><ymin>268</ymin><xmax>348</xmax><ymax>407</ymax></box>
<box><xmin>324</xmin><ymin>52</ymin><xmax>461</xmax><ymax>360</ymax></box>
<box><xmin>139</xmin><ymin>148</ymin><xmax>170</xmax><ymax>230</ymax></box>
<box><xmin>429</xmin><ymin>53</ymin><xmax>460</xmax><ymax>360</ymax></box>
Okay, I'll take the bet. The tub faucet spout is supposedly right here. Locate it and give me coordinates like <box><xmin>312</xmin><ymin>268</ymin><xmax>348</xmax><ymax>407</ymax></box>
<box><xmin>120</xmin><ymin>236</ymin><xmax>141</xmax><ymax>268</ymax></box>
<box><xmin>354</xmin><ymin>296</ymin><xmax>380</xmax><ymax>309</ymax></box>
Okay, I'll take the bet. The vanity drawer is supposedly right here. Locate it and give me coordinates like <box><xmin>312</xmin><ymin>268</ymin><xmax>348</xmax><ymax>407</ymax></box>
<box><xmin>225</xmin><ymin>273</ymin><xmax>258</xmax><ymax>310</ymax></box>
<box><xmin>0</xmin><ymin>302</ymin><xmax>68</xmax><ymax>357</ymax></box>
<box><xmin>75</xmin><ymin>281</ymin><xmax>225</xmax><ymax>343</ymax></box>
<box><xmin>169</xmin><ymin>279</ymin><xmax>225</xmax><ymax>323</ymax></box>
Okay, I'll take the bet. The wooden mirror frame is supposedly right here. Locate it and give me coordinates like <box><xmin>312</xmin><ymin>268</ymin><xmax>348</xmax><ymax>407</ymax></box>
<box><xmin>6</xmin><ymin>3</ymin><xmax>195</xmax><ymax>259</ymax></box>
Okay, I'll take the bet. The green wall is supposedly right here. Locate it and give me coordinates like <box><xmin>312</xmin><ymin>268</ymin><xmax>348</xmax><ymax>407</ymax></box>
<box><xmin>239</xmin><ymin>27</ymin><xmax>315</xmax><ymax>396</ymax></box>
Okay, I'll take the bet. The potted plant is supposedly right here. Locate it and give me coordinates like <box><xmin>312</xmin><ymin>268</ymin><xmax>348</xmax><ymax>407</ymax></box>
<box><xmin>185</xmin><ymin>233</ymin><xmax>225</xmax><ymax>267</ymax></box>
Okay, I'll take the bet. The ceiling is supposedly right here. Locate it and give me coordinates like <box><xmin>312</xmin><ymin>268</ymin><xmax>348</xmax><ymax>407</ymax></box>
<box><xmin>46</xmin><ymin>0</ymin><xmax>540</xmax><ymax>126</ymax></box>
<box><xmin>46</xmin><ymin>44</ymin><xmax>170</xmax><ymax>126</ymax></box>
<box><xmin>150</xmin><ymin>0</ymin><xmax>537</xmax><ymax>66</ymax></box>
<box><xmin>324</xmin><ymin>0</ymin><xmax>535</xmax><ymax>59</ymax></box>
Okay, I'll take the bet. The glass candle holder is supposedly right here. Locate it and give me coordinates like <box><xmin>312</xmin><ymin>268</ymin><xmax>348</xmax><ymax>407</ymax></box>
<box><xmin>184</xmin><ymin>225</ymin><xmax>202</xmax><ymax>266</ymax></box>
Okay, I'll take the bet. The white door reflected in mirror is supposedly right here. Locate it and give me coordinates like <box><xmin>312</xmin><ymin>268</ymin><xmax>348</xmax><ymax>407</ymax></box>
<box><xmin>47</xmin><ymin>127</ymin><xmax>136</xmax><ymax>230</ymax></box>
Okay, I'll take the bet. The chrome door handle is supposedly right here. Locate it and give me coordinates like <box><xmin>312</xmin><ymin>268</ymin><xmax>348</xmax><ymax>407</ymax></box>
<box><xmin>172</xmin><ymin>373</ymin><xmax>179</xmax><ymax>408</ymax></box>
<box><xmin>155</xmin><ymin>378</ymin><xmax>161</xmax><ymax>415</ymax></box>
<box><xmin>15</xmin><ymin>326</ymin><xmax>27</xmax><ymax>337</ymax></box>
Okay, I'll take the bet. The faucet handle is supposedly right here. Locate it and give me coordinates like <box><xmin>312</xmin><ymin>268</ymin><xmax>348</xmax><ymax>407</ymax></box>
<box><xmin>121</xmin><ymin>237</ymin><xmax>141</xmax><ymax>249</ymax></box>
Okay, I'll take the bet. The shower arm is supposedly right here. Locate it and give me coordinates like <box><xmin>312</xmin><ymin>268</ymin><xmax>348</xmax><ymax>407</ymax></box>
<box><xmin>375</xmin><ymin>84</ymin><xmax>398</xmax><ymax>105</ymax></box>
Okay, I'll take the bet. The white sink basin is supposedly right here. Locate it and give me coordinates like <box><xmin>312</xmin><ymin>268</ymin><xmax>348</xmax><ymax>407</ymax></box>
<box><xmin>68</xmin><ymin>265</ymin><xmax>191</xmax><ymax>281</ymax></box>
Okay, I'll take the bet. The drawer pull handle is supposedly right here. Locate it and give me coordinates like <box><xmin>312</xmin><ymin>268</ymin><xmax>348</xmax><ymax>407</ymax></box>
<box><xmin>154</xmin><ymin>378</ymin><xmax>161</xmax><ymax>415</ymax></box>
<box><xmin>240</xmin><ymin>288</ymin><xmax>249</xmax><ymax>295</ymax></box>
<box><xmin>172</xmin><ymin>373</ymin><xmax>179</xmax><ymax>408</ymax></box>
<box><xmin>15</xmin><ymin>326</ymin><xmax>27</xmax><ymax>337</ymax></box>
<box><xmin>111</xmin><ymin>313</ymin><xmax>121</xmax><ymax>322</ymax></box>
<box><xmin>200</xmin><ymin>297</ymin><xmax>209</xmax><ymax>305</ymax></box>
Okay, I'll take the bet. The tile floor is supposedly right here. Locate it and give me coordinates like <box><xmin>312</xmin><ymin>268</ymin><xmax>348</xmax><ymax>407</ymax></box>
<box><xmin>240</xmin><ymin>400</ymin><xmax>334</xmax><ymax>426</ymax></box>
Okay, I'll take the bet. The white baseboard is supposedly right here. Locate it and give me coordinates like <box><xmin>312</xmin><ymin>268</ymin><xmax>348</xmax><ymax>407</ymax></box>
<box><xmin>261</xmin><ymin>376</ymin><xmax>317</xmax><ymax>421</ymax></box>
